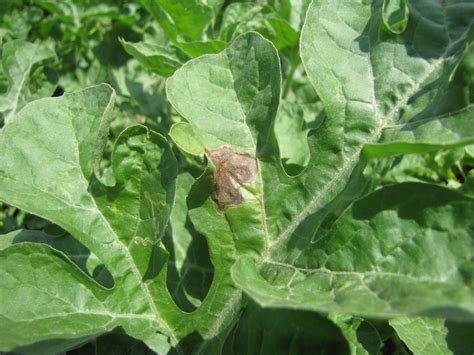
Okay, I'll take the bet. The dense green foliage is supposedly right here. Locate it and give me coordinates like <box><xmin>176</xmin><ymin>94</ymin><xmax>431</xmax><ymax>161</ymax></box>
<box><xmin>0</xmin><ymin>0</ymin><xmax>473</xmax><ymax>354</ymax></box>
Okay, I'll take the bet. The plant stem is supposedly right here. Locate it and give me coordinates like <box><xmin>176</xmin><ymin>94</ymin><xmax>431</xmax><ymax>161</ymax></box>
<box><xmin>282</xmin><ymin>63</ymin><xmax>298</xmax><ymax>99</ymax></box>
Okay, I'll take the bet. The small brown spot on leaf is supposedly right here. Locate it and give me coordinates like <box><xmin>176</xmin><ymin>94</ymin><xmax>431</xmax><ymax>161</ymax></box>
<box><xmin>206</xmin><ymin>147</ymin><xmax>258</xmax><ymax>210</ymax></box>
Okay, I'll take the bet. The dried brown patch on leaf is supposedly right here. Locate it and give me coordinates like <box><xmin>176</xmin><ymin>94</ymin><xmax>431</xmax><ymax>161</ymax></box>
<box><xmin>206</xmin><ymin>147</ymin><xmax>258</xmax><ymax>210</ymax></box>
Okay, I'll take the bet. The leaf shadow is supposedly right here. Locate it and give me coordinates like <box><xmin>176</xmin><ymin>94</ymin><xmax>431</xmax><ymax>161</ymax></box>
<box><xmin>6</xmin><ymin>334</ymin><xmax>97</xmax><ymax>355</ymax></box>
<box><xmin>10</xmin><ymin>229</ymin><xmax>114</xmax><ymax>288</ymax></box>
<box><xmin>172</xmin><ymin>331</ymin><xmax>205</xmax><ymax>355</ymax></box>
<box><xmin>445</xmin><ymin>319</ymin><xmax>474</xmax><ymax>354</ymax></box>
<box><xmin>417</xmin><ymin>306</ymin><xmax>474</xmax><ymax>322</ymax></box>
<box><xmin>283</xmin><ymin>160</ymin><xmax>369</xmax><ymax>257</ymax></box>
<box><xmin>351</xmin><ymin>182</ymin><xmax>464</xmax><ymax>222</ymax></box>
<box><xmin>162</xmin><ymin>217</ymin><xmax>214</xmax><ymax>313</ymax></box>
<box><xmin>354</xmin><ymin>1</ymin><xmax>469</xmax><ymax>125</ymax></box>
<box><xmin>223</xmin><ymin>301</ymin><xmax>351</xmax><ymax>354</ymax></box>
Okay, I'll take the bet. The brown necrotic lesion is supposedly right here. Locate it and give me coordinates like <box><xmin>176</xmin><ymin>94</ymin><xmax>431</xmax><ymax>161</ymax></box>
<box><xmin>206</xmin><ymin>147</ymin><xmax>258</xmax><ymax>210</ymax></box>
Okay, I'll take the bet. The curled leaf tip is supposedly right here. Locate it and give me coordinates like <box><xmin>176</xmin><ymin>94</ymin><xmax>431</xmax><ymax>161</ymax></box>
<box><xmin>382</xmin><ymin>0</ymin><xmax>410</xmax><ymax>35</ymax></box>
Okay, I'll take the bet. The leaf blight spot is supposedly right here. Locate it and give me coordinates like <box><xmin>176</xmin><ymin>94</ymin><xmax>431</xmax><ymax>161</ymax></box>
<box><xmin>205</xmin><ymin>147</ymin><xmax>258</xmax><ymax>211</ymax></box>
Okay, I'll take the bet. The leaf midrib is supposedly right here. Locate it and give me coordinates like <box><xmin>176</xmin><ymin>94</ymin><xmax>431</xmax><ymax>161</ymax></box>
<box><xmin>225</xmin><ymin>46</ymin><xmax>272</xmax><ymax>249</ymax></box>
<box><xmin>4</xmin><ymin>87</ymin><xmax>175</xmax><ymax>339</ymax></box>
<box><xmin>77</xmin><ymin>124</ymin><xmax>176</xmax><ymax>340</ymax></box>
<box><xmin>267</xmin><ymin>10</ymin><xmax>468</xmax><ymax>254</ymax></box>
<box><xmin>83</xmin><ymin>155</ymin><xmax>177</xmax><ymax>343</ymax></box>
<box><xmin>66</xmin><ymin>100</ymin><xmax>162</xmax><ymax>322</ymax></box>
<box><xmin>263</xmin><ymin>260</ymin><xmax>464</xmax><ymax>285</ymax></box>
<box><xmin>1</xmin><ymin>310</ymin><xmax>157</xmax><ymax>323</ymax></box>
